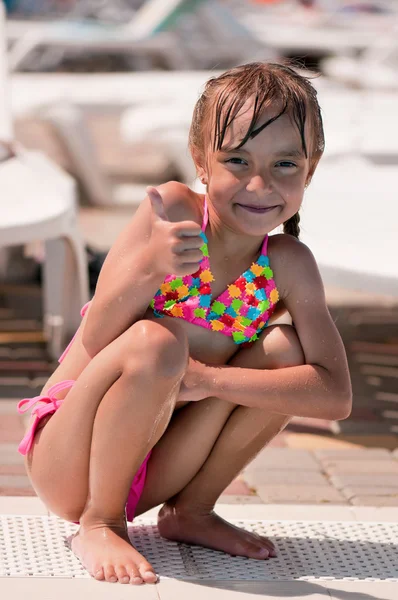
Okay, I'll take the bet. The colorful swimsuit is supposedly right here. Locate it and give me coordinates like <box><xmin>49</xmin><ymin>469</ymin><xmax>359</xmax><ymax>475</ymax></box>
<box><xmin>150</xmin><ymin>195</ymin><xmax>279</xmax><ymax>345</ymax></box>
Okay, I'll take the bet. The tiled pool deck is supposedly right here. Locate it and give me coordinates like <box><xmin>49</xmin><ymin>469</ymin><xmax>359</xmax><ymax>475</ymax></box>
<box><xmin>1</xmin><ymin>498</ymin><xmax>398</xmax><ymax>599</ymax></box>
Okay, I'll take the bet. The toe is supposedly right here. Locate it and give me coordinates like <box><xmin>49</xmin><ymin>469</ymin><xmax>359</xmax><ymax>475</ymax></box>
<box><xmin>138</xmin><ymin>561</ymin><xmax>158</xmax><ymax>583</ymax></box>
<box><xmin>115</xmin><ymin>565</ymin><xmax>130</xmax><ymax>584</ymax></box>
<box><xmin>142</xmin><ymin>570</ymin><xmax>158</xmax><ymax>583</ymax></box>
<box><xmin>104</xmin><ymin>565</ymin><xmax>118</xmax><ymax>583</ymax></box>
<box><xmin>126</xmin><ymin>562</ymin><xmax>143</xmax><ymax>585</ymax></box>
<box><xmin>260</xmin><ymin>536</ymin><xmax>276</xmax><ymax>550</ymax></box>
<box><xmin>250</xmin><ymin>544</ymin><xmax>270</xmax><ymax>559</ymax></box>
<box><xmin>261</xmin><ymin>539</ymin><xmax>277</xmax><ymax>556</ymax></box>
<box><xmin>93</xmin><ymin>567</ymin><xmax>105</xmax><ymax>581</ymax></box>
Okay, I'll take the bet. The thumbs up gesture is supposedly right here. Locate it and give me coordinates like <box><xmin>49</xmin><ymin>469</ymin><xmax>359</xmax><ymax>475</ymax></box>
<box><xmin>147</xmin><ymin>186</ymin><xmax>204</xmax><ymax>276</ymax></box>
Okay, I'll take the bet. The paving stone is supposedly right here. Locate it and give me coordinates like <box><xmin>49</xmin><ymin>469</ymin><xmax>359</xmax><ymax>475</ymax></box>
<box><xmin>217</xmin><ymin>494</ymin><xmax>264</xmax><ymax>504</ymax></box>
<box><xmin>314</xmin><ymin>448</ymin><xmax>391</xmax><ymax>461</ymax></box>
<box><xmin>0</xmin><ymin>487</ymin><xmax>36</xmax><ymax>496</ymax></box>
<box><xmin>333</xmin><ymin>421</ymin><xmax>397</xmax><ymax>434</ymax></box>
<box><xmin>350</xmin><ymin>506</ymin><xmax>398</xmax><ymax>521</ymax></box>
<box><xmin>0</xmin><ymin>443</ymin><xmax>24</xmax><ymax>465</ymax></box>
<box><xmin>245</xmin><ymin>448</ymin><xmax>321</xmax><ymax>472</ymax></box>
<box><xmin>330</xmin><ymin>473</ymin><xmax>398</xmax><ymax>490</ymax></box>
<box><xmin>324</xmin><ymin>460</ymin><xmax>398</xmax><ymax>475</ymax></box>
<box><xmin>0</xmin><ymin>399</ymin><xmax>20</xmax><ymax>414</ymax></box>
<box><xmin>243</xmin><ymin>470</ymin><xmax>329</xmax><ymax>486</ymax></box>
<box><xmin>341</xmin><ymin>486</ymin><xmax>398</xmax><ymax>500</ymax></box>
<box><xmin>285</xmin><ymin>433</ymin><xmax>361</xmax><ymax>450</ymax></box>
<box><xmin>0</xmin><ymin>475</ymin><xmax>32</xmax><ymax>488</ymax></box>
<box><xmin>0</xmin><ymin>496</ymin><xmax>47</xmax><ymax>514</ymax></box>
<box><xmin>0</xmin><ymin>464</ymin><xmax>27</xmax><ymax>475</ymax></box>
<box><xmin>256</xmin><ymin>484</ymin><xmax>348</xmax><ymax>504</ymax></box>
<box><xmin>350</xmin><ymin>496</ymin><xmax>398</xmax><ymax>506</ymax></box>
<box><xmin>222</xmin><ymin>480</ymin><xmax>253</xmax><ymax>495</ymax></box>
<box><xmin>331</xmin><ymin>435</ymin><xmax>398</xmax><ymax>449</ymax></box>
<box><xmin>0</xmin><ymin>415</ymin><xmax>25</xmax><ymax>443</ymax></box>
<box><xmin>287</xmin><ymin>416</ymin><xmax>334</xmax><ymax>433</ymax></box>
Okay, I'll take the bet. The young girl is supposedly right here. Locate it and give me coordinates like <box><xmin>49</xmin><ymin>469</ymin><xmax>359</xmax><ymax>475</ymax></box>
<box><xmin>17</xmin><ymin>62</ymin><xmax>352</xmax><ymax>586</ymax></box>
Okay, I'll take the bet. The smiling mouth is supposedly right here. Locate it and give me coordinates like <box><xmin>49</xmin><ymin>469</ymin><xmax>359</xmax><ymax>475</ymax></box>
<box><xmin>237</xmin><ymin>204</ymin><xmax>277</xmax><ymax>213</ymax></box>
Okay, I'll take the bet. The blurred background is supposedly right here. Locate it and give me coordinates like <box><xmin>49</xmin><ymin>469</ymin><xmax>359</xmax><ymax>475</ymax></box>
<box><xmin>0</xmin><ymin>0</ymin><xmax>398</xmax><ymax>494</ymax></box>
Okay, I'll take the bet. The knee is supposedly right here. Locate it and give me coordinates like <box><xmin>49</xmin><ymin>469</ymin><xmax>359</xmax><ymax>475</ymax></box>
<box><xmin>123</xmin><ymin>319</ymin><xmax>189</xmax><ymax>379</ymax></box>
<box><xmin>263</xmin><ymin>324</ymin><xmax>305</xmax><ymax>369</ymax></box>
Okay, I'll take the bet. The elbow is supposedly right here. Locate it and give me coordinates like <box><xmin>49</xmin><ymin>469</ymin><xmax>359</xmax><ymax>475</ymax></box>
<box><xmin>82</xmin><ymin>342</ymin><xmax>98</xmax><ymax>360</ymax></box>
<box><xmin>82</xmin><ymin>332</ymin><xmax>99</xmax><ymax>359</ymax></box>
<box><xmin>331</xmin><ymin>387</ymin><xmax>353</xmax><ymax>421</ymax></box>
<box><xmin>82</xmin><ymin>322</ymin><xmax>103</xmax><ymax>359</ymax></box>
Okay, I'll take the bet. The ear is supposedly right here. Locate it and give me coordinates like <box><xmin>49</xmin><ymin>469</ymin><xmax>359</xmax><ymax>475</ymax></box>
<box><xmin>305</xmin><ymin>156</ymin><xmax>320</xmax><ymax>187</ymax></box>
<box><xmin>192</xmin><ymin>148</ymin><xmax>208</xmax><ymax>184</ymax></box>
<box><xmin>197</xmin><ymin>167</ymin><xmax>208</xmax><ymax>185</ymax></box>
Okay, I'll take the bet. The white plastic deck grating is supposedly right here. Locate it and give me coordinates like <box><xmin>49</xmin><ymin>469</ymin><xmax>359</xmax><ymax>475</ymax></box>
<box><xmin>1</xmin><ymin>515</ymin><xmax>398</xmax><ymax>581</ymax></box>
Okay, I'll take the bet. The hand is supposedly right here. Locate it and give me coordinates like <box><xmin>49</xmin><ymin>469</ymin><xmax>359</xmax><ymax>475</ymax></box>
<box><xmin>147</xmin><ymin>186</ymin><xmax>204</xmax><ymax>276</ymax></box>
<box><xmin>177</xmin><ymin>357</ymin><xmax>210</xmax><ymax>402</ymax></box>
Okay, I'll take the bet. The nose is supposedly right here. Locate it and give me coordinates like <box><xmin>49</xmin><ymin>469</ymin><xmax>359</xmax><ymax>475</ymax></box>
<box><xmin>246</xmin><ymin>174</ymin><xmax>272</xmax><ymax>194</ymax></box>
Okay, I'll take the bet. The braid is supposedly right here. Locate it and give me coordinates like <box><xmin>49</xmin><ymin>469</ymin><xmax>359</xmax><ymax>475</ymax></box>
<box><xmin>283</xmin><ymin>212</ymin><xmax>300</xmax><ymax>238</ymax></box>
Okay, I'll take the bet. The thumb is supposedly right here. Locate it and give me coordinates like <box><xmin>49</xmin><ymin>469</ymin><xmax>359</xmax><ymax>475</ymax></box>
<box><xmin>147</xmin><ymin>186</ymin><xmax>169</xmax><ymax>221</ymax></box>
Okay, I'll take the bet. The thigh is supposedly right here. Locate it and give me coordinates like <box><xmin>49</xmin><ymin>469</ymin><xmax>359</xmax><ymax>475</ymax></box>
<box><xmin>24</xmin><ymin>317</ymin><xmax>188</xmax><ymax>521</ymax></box>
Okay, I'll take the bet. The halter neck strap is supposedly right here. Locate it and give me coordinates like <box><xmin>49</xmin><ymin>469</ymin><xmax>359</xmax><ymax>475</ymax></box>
<box><xmin>201</xmin><ymin>195</ymin><xmax>208</xmax><ymax>232</ymax></box>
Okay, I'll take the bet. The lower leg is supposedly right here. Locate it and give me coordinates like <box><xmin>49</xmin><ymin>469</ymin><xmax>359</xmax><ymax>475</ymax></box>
<box><xmin>158</xmin><ymin>405</ymin><xmax>291</xmax><ymax>558</ymax></box>
<box><xmin>157</xmin><ymin>325</ymin><xmax>303</xmax><ymax>559</ymax></box>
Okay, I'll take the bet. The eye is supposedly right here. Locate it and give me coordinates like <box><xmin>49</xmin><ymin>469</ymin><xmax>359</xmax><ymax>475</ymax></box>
<box><xmin>276</xmin><ymin>161</ymin><xmax>297</xmax><ymax>168</ymax></box>
<box><xmin>225</xmin><ymin>158</ymin><xmax>247</xmax><ymax>165</ymax></box>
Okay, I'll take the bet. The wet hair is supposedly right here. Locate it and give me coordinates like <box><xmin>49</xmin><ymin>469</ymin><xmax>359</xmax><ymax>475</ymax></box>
<box><xmin>188</xmin><ymin>61</ymin><xmax>325</xmax><ymax>239</ymax></box>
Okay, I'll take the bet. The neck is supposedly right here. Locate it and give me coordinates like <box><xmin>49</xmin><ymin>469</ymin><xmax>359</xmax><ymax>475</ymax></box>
<box><xmin>206</xmin><ymin>220</ymin><xmax>265</xmax><ymax>264</ymax></box>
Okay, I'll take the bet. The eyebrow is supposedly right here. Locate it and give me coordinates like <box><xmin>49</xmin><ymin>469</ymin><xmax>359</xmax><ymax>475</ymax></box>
<box><xmin>273</xmin><ymin>149</ymin><xmax>304</xmax><ymax>158</ymax></box>
<box><xmin>221</xmin><ymin>147</ymin><xmax>304</xmax><ymax>158</ymax></box>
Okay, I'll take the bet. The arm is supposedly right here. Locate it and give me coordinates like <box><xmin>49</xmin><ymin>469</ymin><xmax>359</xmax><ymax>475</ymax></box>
<box><xmin>82</xmin><ymin>181</ymin><xmax>201</xmax><ymax>357</ymax></box>
<box><xmin>202</xmin><ymin>236</ymin><xmax>352</xmax><ymax>421</ymax></box>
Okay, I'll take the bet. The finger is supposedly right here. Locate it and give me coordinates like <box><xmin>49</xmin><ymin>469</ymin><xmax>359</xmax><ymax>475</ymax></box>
<box><xmin>177</xmin><ymin>262</ymin><xmax>204</xmax><ymax>276</ymax></box>
<box><xmin>174</xmin><ymin>237</ymin><xmax>204</xmax><ymax>252</ymax></box>
<box><xmin>175</xmin><ymin>222</ymin><xmax>203</xmax><ymax>237</ymax></box>
<box><xmin>174</xmin><ymin>249</ymin><xmax>203</xmax><ymax>263</ymax></box>
<box><xmin>147</xmin><ymin>186</ymin><xmax>169</xmax><ymax>221</ymax></box>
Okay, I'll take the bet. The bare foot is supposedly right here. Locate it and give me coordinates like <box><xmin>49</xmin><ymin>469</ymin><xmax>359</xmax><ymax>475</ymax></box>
<box><xmin>157</xmin><ymin>502</ymin><xmax>277</xmax><ymax>559</ymax></box>
<box><xmin>69</xmin><ymin>520</ymin><xmax>158</xmax><ymax>585</ymax></box>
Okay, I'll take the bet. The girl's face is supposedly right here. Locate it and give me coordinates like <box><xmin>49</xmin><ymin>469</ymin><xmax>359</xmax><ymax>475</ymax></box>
<box><xmin>200</xmin><ymin>101</ymin><xmax>313</xmax><ymax>237</ymax></box>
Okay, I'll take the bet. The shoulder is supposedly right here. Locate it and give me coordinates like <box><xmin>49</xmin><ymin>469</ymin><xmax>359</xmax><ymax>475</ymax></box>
<box><xmin>156</xmin><ymin>181</ymin><xmax>204</xmax><ymax>226</ymax></box>
<box><xmin>268</xmin><ymin>233</ymin><xmax>324</xmax><ymax>301</ymax></box>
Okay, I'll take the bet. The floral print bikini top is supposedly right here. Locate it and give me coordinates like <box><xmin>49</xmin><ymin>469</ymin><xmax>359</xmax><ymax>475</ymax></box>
<box><xmin>149</xmin><ymin>196</ymin><xmax>279</xmax><ymax>345</ymax></box>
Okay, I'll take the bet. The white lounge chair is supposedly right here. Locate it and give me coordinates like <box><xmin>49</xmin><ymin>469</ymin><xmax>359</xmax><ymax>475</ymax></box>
<box><xmin>321</xmin><ymin>31</ymin><xmax>398</xmax><ymax>90</ymax></box>
<box><xmin>0</xmin><ymin>149</ymin><xmax>89</xmax><ymax>360</ymax></box>
<box><xmin>7</xmin><ymin>0</ymin><xmax>266</xmax><ymax>73</ymax></box>
<box><xmin>7</xmin><ymin>0</ymin><xmax>203</xmax><ymax>72</ymax></box>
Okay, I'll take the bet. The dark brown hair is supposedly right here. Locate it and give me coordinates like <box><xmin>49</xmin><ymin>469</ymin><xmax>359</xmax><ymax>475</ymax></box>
<box><xmin>188</xmin><ymin>61</ymin><xmax>325</xmax><ymax>238</ymax></box>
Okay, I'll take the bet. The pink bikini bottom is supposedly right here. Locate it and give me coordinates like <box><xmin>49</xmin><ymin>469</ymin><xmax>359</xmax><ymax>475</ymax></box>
<box><xmin>17</xmin><ymin>302</ymin><xmax>152</xmax><ymax>523</ymax></box>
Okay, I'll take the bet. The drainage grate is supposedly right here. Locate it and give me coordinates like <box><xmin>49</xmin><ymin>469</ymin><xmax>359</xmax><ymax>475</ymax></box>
<box><xmin>1</xmin><ymin>516</ymin><xmax>398</xmax><ymax>581</ymax></box>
